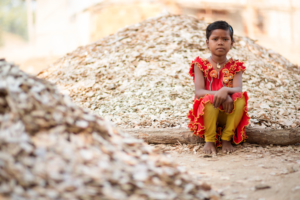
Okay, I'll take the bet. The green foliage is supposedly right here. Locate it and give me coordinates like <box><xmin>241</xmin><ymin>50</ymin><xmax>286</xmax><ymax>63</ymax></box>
<box><xmin>0</xmin><ymin>0</ymin><xmax>28</xmax><ymax>43</ymax></box>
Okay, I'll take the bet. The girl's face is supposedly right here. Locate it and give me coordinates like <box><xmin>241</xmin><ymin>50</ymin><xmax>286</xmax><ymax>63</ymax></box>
<box><xmin>206</xmin><ymin>29</ymin><xmax>233</xmax><ymax>57</ymax></box>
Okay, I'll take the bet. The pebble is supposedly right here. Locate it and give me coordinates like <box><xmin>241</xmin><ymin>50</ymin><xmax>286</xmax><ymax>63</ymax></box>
<box><xmin>255</xmin><ymin>184</ymin><xmax>271</xmax><ymax>190</ymax></box>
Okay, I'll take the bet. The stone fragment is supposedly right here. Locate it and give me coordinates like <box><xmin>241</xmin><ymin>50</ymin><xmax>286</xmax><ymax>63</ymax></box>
<box><xmin>255</xmin><ymin>184</ymin><xmax>271</xmax><ymax>190</ymax></box>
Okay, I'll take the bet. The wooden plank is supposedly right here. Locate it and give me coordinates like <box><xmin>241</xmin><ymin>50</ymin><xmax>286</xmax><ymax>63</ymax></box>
<box><xmin>122</xmin><ymin>127</ymin><xmax>300</xmax><ymax>145</ymax></box>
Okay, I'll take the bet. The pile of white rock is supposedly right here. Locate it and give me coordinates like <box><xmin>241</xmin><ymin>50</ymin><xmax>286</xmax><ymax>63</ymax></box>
<box><xmin>0</xmin><ymin>60</ymin><xmax>219</xmax><ymax>199</ymax></box>
<box><xmin>38</xmin><ymin>14</ymin><xmax>300</xmax><ymax>129</ymax></box>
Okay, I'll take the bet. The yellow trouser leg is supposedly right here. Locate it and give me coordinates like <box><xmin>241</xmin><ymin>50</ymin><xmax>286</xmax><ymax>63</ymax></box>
<box><xmin>203</xmin><ymin>103</ymin><xmax>219</xmax><ymax>142</ymax></box>
<box><xmin>221</xmin><ymin>96</ymin><xmax>246</xmax><ymax>141</ymax></box>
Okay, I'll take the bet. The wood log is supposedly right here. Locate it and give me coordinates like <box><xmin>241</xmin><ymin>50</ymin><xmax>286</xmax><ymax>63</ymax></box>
<box><xmin>122</xmin><ymin>127</ymin><xmax>300</xmax><ymax>145</ymax></box>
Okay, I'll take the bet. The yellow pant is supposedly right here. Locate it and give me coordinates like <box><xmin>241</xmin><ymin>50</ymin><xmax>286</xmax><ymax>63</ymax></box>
<box><xmin>203</xmin><ymin>96</ymin><xmax>246</xmax><ymax>142</ymax></box>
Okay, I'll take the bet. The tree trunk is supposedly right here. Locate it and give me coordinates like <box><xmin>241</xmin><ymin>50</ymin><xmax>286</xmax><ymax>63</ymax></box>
<box><xmin>122</xmin><ymin>127</ymin><xmax>300</xmax><ymax>145</ymax></box>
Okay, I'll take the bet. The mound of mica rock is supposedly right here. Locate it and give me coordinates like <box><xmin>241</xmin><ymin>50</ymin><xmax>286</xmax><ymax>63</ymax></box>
<box><xmin>0</xmin><ymin>61</ymin><xmax>219</xmax><ymax>199</ymax></box>
<box><xmin>38</xmin><ymin>14</ymin><xmax>300</xmax><ymax>130</ymax></box>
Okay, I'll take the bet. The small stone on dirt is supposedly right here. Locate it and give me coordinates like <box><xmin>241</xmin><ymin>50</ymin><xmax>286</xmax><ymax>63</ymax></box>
<box><xmin>255</xmin><ymin>184</ymin><xmax>271</xmax><ymax>190</ymax></box>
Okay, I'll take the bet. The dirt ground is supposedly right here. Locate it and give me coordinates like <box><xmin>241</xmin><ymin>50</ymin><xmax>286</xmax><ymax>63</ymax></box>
<box><xmin>151</xmin><ymin>143</ymin><xmax>300</xmax><ymax>200</ymax></box>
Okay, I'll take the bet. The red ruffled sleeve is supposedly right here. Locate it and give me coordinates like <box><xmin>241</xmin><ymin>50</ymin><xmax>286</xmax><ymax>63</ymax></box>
<box><xmin>229</xmin><ymin>60</ymin><xmax>246</xmax><ymax>75</ymax></box>
<box><xmin>189</xmin><ymin>57</ymin><xmax>209</xmax><ymax>82</ymax></box>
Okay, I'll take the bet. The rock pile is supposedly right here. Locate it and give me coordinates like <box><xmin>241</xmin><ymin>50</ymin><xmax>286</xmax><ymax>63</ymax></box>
<box><xmin>0</xmin><ymin>61</ymin><xmax>219</xmax><ymax>199</ymax></box>
<box><xmin>38</xmin><ymin>14</ymin><xmax>300</xmax><ymax>130</ymax></box>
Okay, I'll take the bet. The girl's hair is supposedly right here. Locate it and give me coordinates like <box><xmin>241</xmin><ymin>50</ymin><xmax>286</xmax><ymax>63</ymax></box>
<box><xmin>206</xmin><ymin>21</ymin><xmax>234</xmax><ymax>42</ymax></box>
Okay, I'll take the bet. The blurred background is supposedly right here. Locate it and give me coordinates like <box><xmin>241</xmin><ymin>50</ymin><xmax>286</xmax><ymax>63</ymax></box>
<box><xmin>1</xmin><ymin>0</ymin><xmax>299</xmax><ymax>74</ymax></box>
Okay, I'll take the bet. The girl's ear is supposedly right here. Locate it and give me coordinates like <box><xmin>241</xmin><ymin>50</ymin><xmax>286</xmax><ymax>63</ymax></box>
<box><xmin>230</xmin><ymin>40</ymin><xmax>234</xmax><ymax>49</ymax></box>
<box><xmin>206</xmin><ymin>40</ymin><xmax>209</xmax><ymax>49</ymax></box>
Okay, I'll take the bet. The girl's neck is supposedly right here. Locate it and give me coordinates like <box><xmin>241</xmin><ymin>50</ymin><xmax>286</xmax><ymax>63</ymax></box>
<box><xmin>210</xmin><ymin>55</ymin><xmax>227</xmax><ymax>63</ymax></box>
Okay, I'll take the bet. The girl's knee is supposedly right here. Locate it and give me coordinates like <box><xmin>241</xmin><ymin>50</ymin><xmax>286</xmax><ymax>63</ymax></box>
<box><xmin>234</xmin><ymin>97</ymin><xmax>246</xmax><ymax>111</ymax></box>
<box><xmin>204</xmin><ymin>102</ymin><xmax>215</xmax><ymax>112</ymax></box>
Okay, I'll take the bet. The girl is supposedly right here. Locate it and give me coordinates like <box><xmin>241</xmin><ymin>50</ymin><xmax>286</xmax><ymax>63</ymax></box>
<box><xmin>187</xmin><ymin>21</ymin><xmax>250</xmax><ymax>155</ymax></box>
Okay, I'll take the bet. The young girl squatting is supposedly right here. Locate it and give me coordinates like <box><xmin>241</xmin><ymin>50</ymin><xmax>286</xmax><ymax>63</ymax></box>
<box><xmin>187</xmin><ymin>21</ymin><xmax>250</xmax><ymax>155</ymax></box>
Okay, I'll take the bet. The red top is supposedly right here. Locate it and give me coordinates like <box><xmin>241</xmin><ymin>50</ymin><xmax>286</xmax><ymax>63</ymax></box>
<box><xmin>189</xmin><ymin>57</ymin><xmax>246</xmax><ymax>90</ymax></box>
<box><xmin>187</xmin><ymin>57</ymin><xmax>250</xmax><ymax>146</ymax></box>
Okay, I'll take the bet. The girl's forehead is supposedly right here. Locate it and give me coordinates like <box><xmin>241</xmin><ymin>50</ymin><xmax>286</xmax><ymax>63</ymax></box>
<box><xmin>210</xmin><ymin>29</ymin><xmax>231</xmax><ymax>37</ymax></box>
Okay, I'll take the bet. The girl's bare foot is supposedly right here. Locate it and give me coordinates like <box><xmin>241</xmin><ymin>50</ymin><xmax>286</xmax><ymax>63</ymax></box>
<box><xmin>222</xmin><ymin>140</ymin><xmax>236</xmax><ymax>153</ymax></box>
<box><xmin>203</xmin><ymin>142</ymin><xmax>217</xmax><ymax>155</ymax></box>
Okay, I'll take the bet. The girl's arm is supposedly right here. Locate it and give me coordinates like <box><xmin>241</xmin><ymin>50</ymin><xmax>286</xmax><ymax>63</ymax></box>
<box><xmin>220</xmin><ymin>71</ymin><xmax>243</xmax><ymax>113</ymax></box>
<box><xmin>222</xmin><ymin>71</ymin><xmax>243</xmax><ymax>94</ymax></box>
<box><xmin>213</xmin><ymin>71</ymin><xmax>243</xmax><ymax>108</ymax></box>
<box><xmin>194</xmin><ymin>64</ymin><xmax>217</xmax><ymax>98</ymax></box>
<box><xmin>195</xmin><ymin>65</ymin><xmax>243</xmax><ymax>108</ymax></box>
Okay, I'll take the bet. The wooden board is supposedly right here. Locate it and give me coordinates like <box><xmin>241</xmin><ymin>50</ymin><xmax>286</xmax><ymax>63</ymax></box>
<box><xmin>122</xmin><ymin>127</ymin><xmax>300</xmax><ymax>145</ymax></box>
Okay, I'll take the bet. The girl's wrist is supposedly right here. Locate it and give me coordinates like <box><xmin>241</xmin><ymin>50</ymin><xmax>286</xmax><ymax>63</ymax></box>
<box><xmin>221</xmin><ymin>87</ymin><xmax>229</xmax><ymax>94</ymax></box>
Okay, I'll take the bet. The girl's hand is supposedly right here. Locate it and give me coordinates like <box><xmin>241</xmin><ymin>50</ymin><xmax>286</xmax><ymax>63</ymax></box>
<box><xmin>222</xmin><ymin>95</ymin><xmax>234</xmax><ymax>114</ymax></box>
<box><xmin>213</xmin><ymin>87</ymin><xmax>228</xmax><ymax>108</ymax></box>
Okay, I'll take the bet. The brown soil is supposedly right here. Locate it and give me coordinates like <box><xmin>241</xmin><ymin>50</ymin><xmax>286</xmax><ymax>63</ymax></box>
<box><xmin>151</xmin><ymin>143</ymin><xmax>300</xmax><ymax>200</ymax></box>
